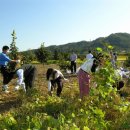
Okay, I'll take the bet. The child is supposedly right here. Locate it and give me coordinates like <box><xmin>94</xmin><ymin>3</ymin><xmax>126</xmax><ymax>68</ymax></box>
<box><xmin>0</xmin><ymin>45</ymin><xmax>20</xmax><ymax>93</ymax></box>
<box><xmin>46</xmin><ymin>68</ymin><xmax>68</xmax><ymax>96</ymax></box>
<box><xmin>78</xmin><ymin>54</ymin><xmax>103</xmax><ymax>98</ymax></box>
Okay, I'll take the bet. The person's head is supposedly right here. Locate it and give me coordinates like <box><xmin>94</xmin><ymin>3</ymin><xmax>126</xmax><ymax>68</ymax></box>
<box><xmin>46</xmin><ymin>68</ymin><xmax>54</xmax><ymax>80</ymax></box>
<box><xmin>91</xmin><ymin>54</ymin><xmax>104</xmax><ymax>73</ymax></box>
<box><xmin>2</xmin><ymin>46</ymin><xmax>10</xmax><ymax>54</ymax></box>
<box><xmin>88</xmin><ymin>50</ymin><xmax>91</xmax><ymax>53</ymax></box>
<box><xmin>113</xmin><ymin>52</ymin><xmax>116</xmax><ymax>55</ymax></box>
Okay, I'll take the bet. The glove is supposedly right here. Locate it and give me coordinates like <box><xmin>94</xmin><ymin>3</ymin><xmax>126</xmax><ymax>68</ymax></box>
<box><xmin>64</xmin><ymin>78</ymin><xmax>69</xmax><ymax>82</ymax></box>
<box><xmin>16</xmin><ymin>60</ymin><xmax>20</xmax><ymax>63</ymax></box>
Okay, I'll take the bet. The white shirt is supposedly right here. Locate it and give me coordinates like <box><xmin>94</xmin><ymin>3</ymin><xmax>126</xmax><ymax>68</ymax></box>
<box><xmin>48</xmin><ymin>69</ymin><xmax>68</xmax><ymax>91</ymax></box>
<box><xmin>86</xmin><ymin>53</ymin><xmax>93</xmax><ymax>60</ymax></box>
<box><xmin>70</xmin><ymin>53</ymin><xmax>77</xmax><ymax>61</ymax></box>
<box><xmin>115</xmin><ymin>69</ymin><xmax>130</xmax><ymax>79</ymax></box>
<box><xmin>80</xmin><ymin>58</ymin><xmax>95</xmax><ymax>74</ymax></box>
<box><xmin>49</xmin><ymin>69</ymin><xmax>64</xmax><ymax>80</ymax></box>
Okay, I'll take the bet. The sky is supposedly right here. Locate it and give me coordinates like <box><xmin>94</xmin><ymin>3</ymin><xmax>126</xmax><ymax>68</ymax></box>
<box><xmin>0</xmin><ymin>0</ymin><xmax>130</xmax><ymax>51</ymax></box>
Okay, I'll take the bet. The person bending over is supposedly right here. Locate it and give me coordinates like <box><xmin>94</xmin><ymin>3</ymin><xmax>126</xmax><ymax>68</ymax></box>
<box><xmin>46</xmin><ymin>68</ymin><xmax>68</xmax><ymax>97</ymax></box>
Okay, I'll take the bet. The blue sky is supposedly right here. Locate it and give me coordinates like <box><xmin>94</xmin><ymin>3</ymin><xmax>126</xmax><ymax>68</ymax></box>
<box><xmin>0</xmin><ymin>0</ymin><xmax>130</xmax><ymax>51</ymax></box>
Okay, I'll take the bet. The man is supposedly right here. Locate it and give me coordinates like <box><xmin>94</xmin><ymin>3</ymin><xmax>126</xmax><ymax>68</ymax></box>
<box><xmin>0</xmin><ymin>45</ymin><xmax>20</xmax><ymax>93</ymax></box>
<box><xmin>70</xmin><ymin>52</ymin><xmax>77</xmax><ymax>74</ymax></box>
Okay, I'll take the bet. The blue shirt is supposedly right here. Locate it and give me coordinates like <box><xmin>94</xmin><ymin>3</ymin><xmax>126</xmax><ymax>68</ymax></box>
<box><xmin>0</xmin><ymin>52</ymin><xmax>11</xmax><ymax>66</ymax></box>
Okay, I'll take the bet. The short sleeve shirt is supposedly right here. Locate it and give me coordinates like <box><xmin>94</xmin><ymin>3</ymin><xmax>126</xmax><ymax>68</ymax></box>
<box><xmin>0</xmin><ymin>53</ymin><xmax>11</xmax><ymax>66</ymax></box>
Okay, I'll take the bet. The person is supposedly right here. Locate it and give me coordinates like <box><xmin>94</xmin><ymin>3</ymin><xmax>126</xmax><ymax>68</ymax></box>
<box><xmin>86</xmin><ymin>50</ymin><xmax>93</xmax><ymax>60</ymax></box>
<box><xmin>78</xmin><ymin>54</ymin><xmax>103</xmax><ymax>98</ymax></box>
<box><xmin>110</xmin><ymin>51</ymin><xmax>117</xmax><ymax>68</ymax></box>
<box><xmin>46</xmin><ymin>68</ymin><xmax>68</xmax><ymax>97</ymax></box>
<box><xmin>113</xmin><ymin>67</ymin><xmax>130</xmax><ymax>91</ymax></box>
<box><xmin>3</xmin><ymin>64</ymin><xmax>36</xmax><ymax>92</ymax></box>
<box><xmin>0</xmin><ymin>45</ymin><xmax>20</xmax><ymax>93</ymax></box>
<box><xmin>20</xmin><ymin>64</ymin><xmax>37</xmax><ymax>90</ymax></box>
<box><xmin>70</xmin><ymin>52</ymin><xmax>77</xmax><ymax>74</ymax></box>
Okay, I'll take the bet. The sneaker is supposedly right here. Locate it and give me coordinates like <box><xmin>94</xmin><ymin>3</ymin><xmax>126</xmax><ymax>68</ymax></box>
<box><xmin>2</xmin><ymin>85</ymin><xmax>8</xmax><ymax>91</ymax></box>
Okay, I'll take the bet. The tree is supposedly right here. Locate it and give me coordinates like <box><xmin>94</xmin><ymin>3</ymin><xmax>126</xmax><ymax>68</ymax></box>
<box><xmin>53</xmin><ymin>50</ymin><xmax>59</xmax><ymax>60</ymax></box>
<box><xmin>35</xmin><ymin>43</ymin><xmax>50</xmax><ymax>64</ymax></box>
<box><xmin>9</xmin><ymin>30</ymin><xmax>19</xmax><ymax>59</ymax></box>
<box><xmin>22</xmin><ymin>50</ymin><xmax>36</xmax><ymax>64</ymax></box>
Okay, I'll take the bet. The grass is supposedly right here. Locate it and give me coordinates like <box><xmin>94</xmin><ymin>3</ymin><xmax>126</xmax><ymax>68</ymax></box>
<box><xmin>117</xmin><ymin>55</ymin><xmax>127</xmax><ymax>61</ymax></box>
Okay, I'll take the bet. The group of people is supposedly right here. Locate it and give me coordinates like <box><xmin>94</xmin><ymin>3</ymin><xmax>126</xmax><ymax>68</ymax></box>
<box><xmin>70</xmin><ymin>50</ymin><xmax>94</xmax><ymax>74</ymax></box>
<box><xmin>0</xmin><ymin>45</ymin><xmax>36</xmax><ymax>93</ymax></box>
<box><xmin>1</xmin><ymin>46</ymin><xmax>129</xmax><ymax>99</ymax></box>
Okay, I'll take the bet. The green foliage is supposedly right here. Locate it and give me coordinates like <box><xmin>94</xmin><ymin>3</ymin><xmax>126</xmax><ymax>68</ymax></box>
<box><xmin>46</xmin><ymin>33</ymin><xmax>130</xmax><ymax>54</ymax></box>
<box><xmin>53</xmin><ymin>50</ymin><xmax>59</xmax><ymax>60</ymax></box>
<box><xmin>47</xmin><ymin>60</ymin><xmax>58</xmax><ymax>64</ymax></box>
<box><xmin>35</xmin><ymin>43</ymin><xmax>50</xmax><ymax>64</ymax></box>
<box><xmin>1</xmin><ymin>46</ymin><xmax>130</xmax><ymax>130</ymax></box>
<box><xmin>58</xmin><ymin>60</ymin><xmax>70</xmax><ymax>72</ymax></box>
<box><xmin>124</xmin><ymin>53</ymin><xmax>130</xmax><ymax>67</ymax></box>
<box><xmin>22</xmin><ymin>50</ymin><xmax>36</xmax><ymax>64</ymax></box>
<box><xmin>9</xmin><ymin>30</ymin><xmax>19</xmax><ymax>59</ymax></box>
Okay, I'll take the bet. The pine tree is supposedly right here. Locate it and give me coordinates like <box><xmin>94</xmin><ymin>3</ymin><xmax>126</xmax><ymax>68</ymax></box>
<box><xmin>35</xmin><ymin>43</ymin><xmax>50</xmax><ymax>64</ymax></box>
<box><xmin>9</xmin><ymin>30</ymin><xmax>19</xmax><ymax>59</ymax></box>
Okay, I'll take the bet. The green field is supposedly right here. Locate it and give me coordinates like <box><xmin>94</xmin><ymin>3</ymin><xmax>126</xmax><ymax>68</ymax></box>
<box><xmin>117</xmin><ymin>55</ymin><xmax>127</xmax><ymax>61</ymax></box>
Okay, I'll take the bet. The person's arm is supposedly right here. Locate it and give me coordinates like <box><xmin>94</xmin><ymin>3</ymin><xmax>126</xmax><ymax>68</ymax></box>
<box><xmin>56</xmin><ymin>70</ymin><xmax>69</xmax><ymax>81</ymax></box>
<box><xmin>10</xmin><ymin>59</ymin><xmax>20</xmax><ymax>63</ymax></box>
<box><xmin>3</xmin><ymin>54</ymin><xmax>20</xmax><ymax>63</ymax></box>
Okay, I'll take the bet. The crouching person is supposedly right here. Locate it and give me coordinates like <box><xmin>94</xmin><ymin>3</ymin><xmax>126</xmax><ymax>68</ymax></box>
<box><xmin>21</xmin><ymin>64</ymin><xmax>37</xmax><ymax>90</ymax></box>
<box><xmin>46</xmin><ymin>68</ymin><xmax>68</xmax><ymax>97</ymax></box>
<box><xmin>14</xmin><ymin>64</ymin><xmax>37</xmax><ymax>91</ymax></box>
<box><xmin>112</xmin><ymin>68</ymin><xmax>129</xmax><ymax>91</ymax></box>
<box><xmin>14</xmin><ymin>69</ymin><xmax>26</xmax><ymax>92</ymax></box>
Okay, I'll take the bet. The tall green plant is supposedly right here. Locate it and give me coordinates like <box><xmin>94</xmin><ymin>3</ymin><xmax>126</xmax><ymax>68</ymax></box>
<box><xmin>9</xmin><ymin>30</ymin><xmax>19</xmax><ymax>59</ymax></box>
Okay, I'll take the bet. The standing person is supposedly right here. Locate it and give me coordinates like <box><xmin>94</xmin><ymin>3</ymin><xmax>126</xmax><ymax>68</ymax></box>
<box><xmin>110</xmin><ymin>51</ymin><xmax>117</xmax><ymax>68</ymax></box>
<box><xmin>86</xmin><ymin>50</ymin><xmax>93</xmax><ymax>60</ymax></box>
<box><xmin>70</xmin><ymin>52</ymin><xmax>77</xmax><ymax>74</ymax></box>
<box><xmin>0</xmin><ymin>45</ymin><xmax>20</xmax><ymax>93</ymax></box>
<box><xmin>78</xmin><ymin>54</ymin><xmax>103</xmax><ymax>98</ymax></box>
<box><xmin>46</xmin><ymin>68</ymin><xmax>68</xmax><ymax>97</ymax></box>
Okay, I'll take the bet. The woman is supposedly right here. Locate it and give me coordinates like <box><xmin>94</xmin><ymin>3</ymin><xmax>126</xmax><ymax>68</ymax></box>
<box><xmin>46</xmin><ymin>68</ymin><xmax>68</xmax><ymax>97</ymax></box>
<box><xmin>78</xmin><ymin>54</ymin><xmax>103</xmax><ymax>98</ymax></box>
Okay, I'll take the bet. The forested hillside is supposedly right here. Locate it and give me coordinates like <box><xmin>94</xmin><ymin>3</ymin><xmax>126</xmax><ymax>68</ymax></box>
<box><xmin>46</xmin><ymin>33</ymin><xmax>130</xmax><ymax>54</ymax></box>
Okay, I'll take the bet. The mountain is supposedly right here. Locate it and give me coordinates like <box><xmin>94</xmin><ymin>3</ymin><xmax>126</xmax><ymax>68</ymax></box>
<box><xmin>46</xmin><ymin>33</ymin><xmax>130</xmax><ymax>54</ymax></box>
